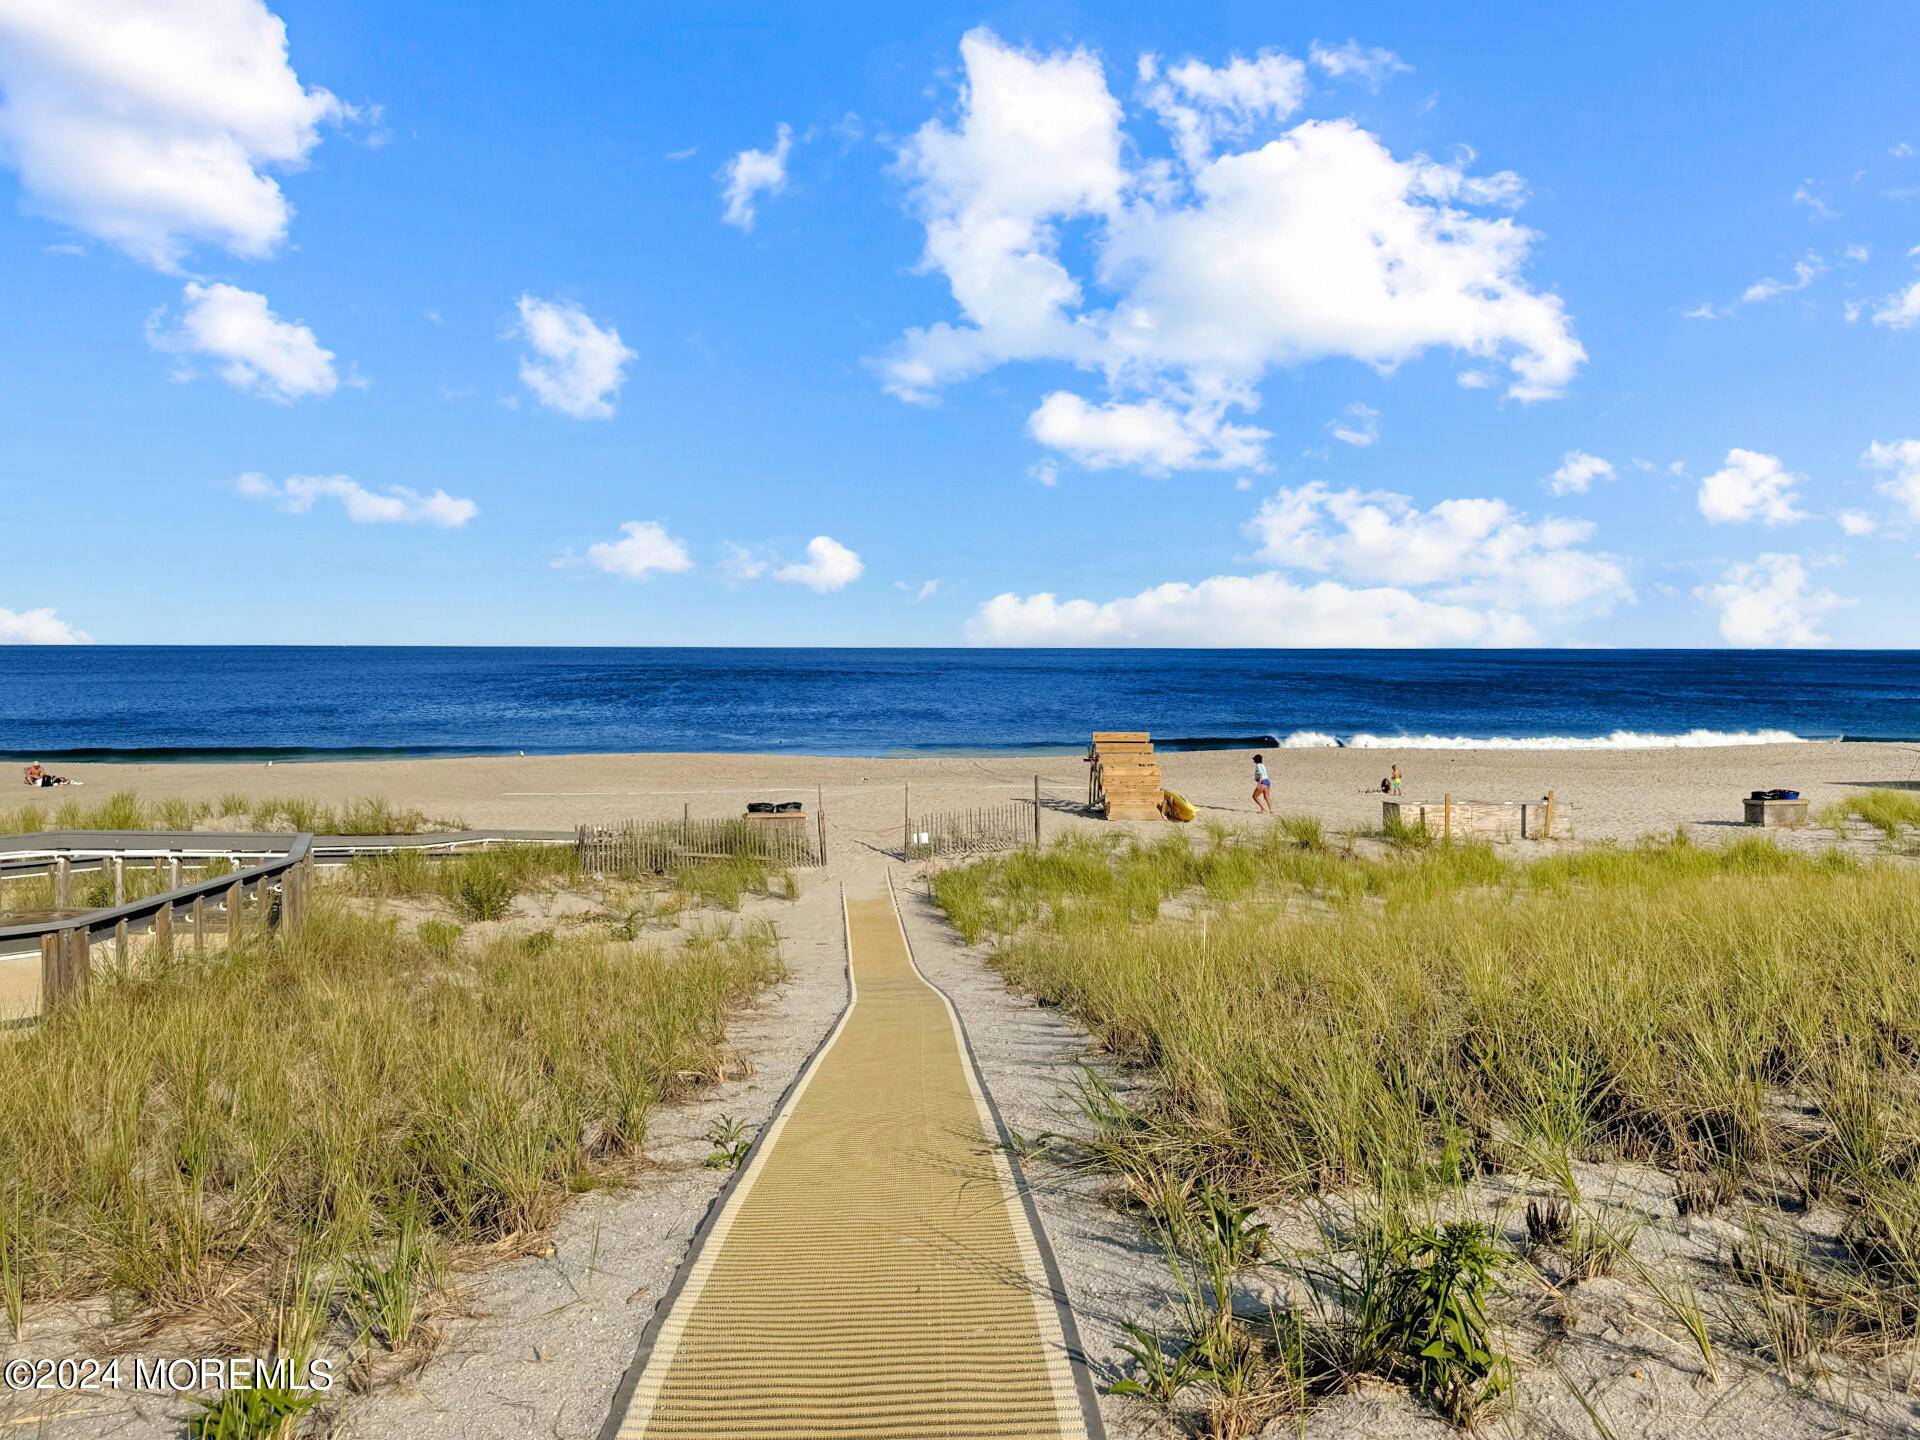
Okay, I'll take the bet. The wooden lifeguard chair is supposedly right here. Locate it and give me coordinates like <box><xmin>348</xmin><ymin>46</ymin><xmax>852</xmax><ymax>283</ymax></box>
<box><xmin>1087</xmin><ymin>732</ymin><xmax>1163</xmax><ymax>820</ymax></box>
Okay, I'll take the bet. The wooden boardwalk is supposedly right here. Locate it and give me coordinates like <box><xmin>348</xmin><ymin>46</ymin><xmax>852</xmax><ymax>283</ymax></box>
<box><xmin>601</xmin><ymin>884</ymin><xmax>1099</xmax><ymax>1440</ymax></box>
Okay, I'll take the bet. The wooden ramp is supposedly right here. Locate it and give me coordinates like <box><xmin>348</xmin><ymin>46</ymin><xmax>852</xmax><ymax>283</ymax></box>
<box><xmin>601</xmin><ymin>884</ymin><xmax>1101</xmax><ymax>1440</ymax></box>
<box><xmin>1087</xmin><ymin>732</ymin><xmax>1162</xmax><ymax>821</ymax></box>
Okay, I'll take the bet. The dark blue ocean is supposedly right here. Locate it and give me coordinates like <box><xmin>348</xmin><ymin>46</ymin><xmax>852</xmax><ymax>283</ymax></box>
<box><xmin>2</xmin><ymin>648</ymin><xmax>1918</xmax><ymax>760</ymax></box>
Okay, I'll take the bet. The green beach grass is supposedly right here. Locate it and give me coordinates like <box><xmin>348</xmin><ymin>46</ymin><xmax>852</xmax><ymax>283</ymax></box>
<box><xmin>0</xmin><ymin>790</ymin><xmax>461</xmax><ymax>838</ymax></box>
<box><xmin>0</xmin><ymin>896</ymin><xmax>782</xmax><ymax>1353</ymax></box>
<box><xmin>935</xmin><ymin>819</ymin><xmax>1920</xmax><ymax>1429</ymax></box>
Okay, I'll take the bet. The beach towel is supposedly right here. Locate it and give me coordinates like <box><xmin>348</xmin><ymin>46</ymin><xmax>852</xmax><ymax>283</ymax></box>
<box><xmin>1159</xmin><ymin>789</ymin><xmax>1195</xmax><ymax>822</ymax></box>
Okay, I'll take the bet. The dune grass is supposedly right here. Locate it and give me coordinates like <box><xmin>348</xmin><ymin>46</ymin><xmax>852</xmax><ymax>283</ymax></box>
<box><xmin>0</xmin><ymin>896</ymin><xmax>781</xmax><ymax>1350</ymax></box>
<box><xmin>340</xmin><ymin>845</ymin><xmax>583</xmax><ymax>920</ymax></box>
<box><xmin>935</xmin><ymin>824</ymin><xmax>1920</xmax><ymax>1421</ymax></box>
<box><xmin>0</xmin><ymin>790</ymin><xmax>461</xmax><ymax>837</ymax></box>
<box><xmin>1820</xmin><ymin>788</ymin><xmax>1920</xmax><ymax>842</ymax></box>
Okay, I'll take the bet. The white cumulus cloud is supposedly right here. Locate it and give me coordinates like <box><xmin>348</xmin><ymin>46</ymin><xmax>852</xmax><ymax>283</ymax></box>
<box><xmin>147</xmin><ymin>282</ymin><xmax>338</xmax><ymax>401</ymax></box>
<box><xmin>0</xmin><ymin>0</ymin><xmax>348</xmax><ymax>270</ymax></box>
<box><xmin>774</xmin><ymin>535</ymin><xmax>863</xmax><ymax>592</ymax></box>
<box><xmin>1027</xmin><ymin>390</ymin><xmax>1268</xmax><ymax>472</ymax></box>
<box><xmin>584</xmin><ymin>521</ymin><xmax>693</xmax><ymax>580</ymax></box>
<box><xmin>1698</xmin><ymin>553</ymin><xmax>1847</xmax><ymax>646</ymax></box>
<box><xmin>1547</xmin><ymin>450</ymin><xmax>1614</xmax><ymax>495</ymax></box>
<box><xmin>1837</xmin><ymin>509</ymin><xmax>1877</xmax><ymax>536</ymax></box>
<box><xmin>1245</xmin><ymin>482</ymin><xmax>1630</xmax><ymax>613</ymax></box>
<box><xmin>1864</xmin><ymin>438</ymin><xmax>1920</xmax><ymax>522</ymax></box>
<box><xmin>1696</xmin><ymin>448</ymin><xmax>1808</xmax><ymax>526</ymax></box>
<box><xmin>1139</xmin><ymin>50</ymin><xmax>1307</xmax><ymax>172</ymax></box>
<box><xmin>0</xmin><ymin>605</ymin><xmax>90</xmax><ymax>644</ymax></box>
<box><xmin>721</xmin><ymin>122</ymin><xmax>793</xmax><ymax>231</ymax></box>
<box><xmin>967</xmin><ymin>574</ymin><xmax>1537</xmax><ymax>647</ymax></box>
<box><xmin>513</xmin><ymin>295</ymin><xmax>634</xmax><ymax>419</ymax></box>
<box><xmin>1873</xmin><ymin>279</ymin><xmax>1920</xmax><ymax>329</ymax></box>
<box><xmin>883</xmin><ymin>29</ymin><xmax>1581</xmax><ymax>474</ymax></box>
<box><xmin>237</xmin><ymin>472</ymin><xmax>476</xmax><ymax>526</ymax></box>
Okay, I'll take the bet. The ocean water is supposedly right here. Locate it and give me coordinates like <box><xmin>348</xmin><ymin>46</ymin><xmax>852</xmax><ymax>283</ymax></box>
<box><xmin>1</xmin><ymin>647</ymin><xmax>1918</xmax><ymax>760</ymax></box>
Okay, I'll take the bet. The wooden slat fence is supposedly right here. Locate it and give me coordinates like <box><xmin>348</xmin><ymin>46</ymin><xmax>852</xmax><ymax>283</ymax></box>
<box><xmin>904</xmin><ymin>801</ymin><xmax>1038</xmax><ymax>861</ymax></box>
<box><xmin>578</xmin><ymin>817</ymin><xmax>822</xmax><ymax>876</ymax></box>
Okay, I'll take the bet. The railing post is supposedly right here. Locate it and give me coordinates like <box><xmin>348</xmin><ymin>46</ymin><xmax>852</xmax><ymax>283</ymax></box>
<box><xmin>40</xmin><ymin>934</ymin><xmax>58</xmax><ymax>1009</ymax></box>
<box><xmin>193</xmin><ymin>894</ymin><xmax>206</xmax><ymax>956</ymax></box>
<box><xmin>53</xmin><ymin>855</ymin><xmax>70</xmax><ymax>909</ymax></box>
<box><xmin>155</xmin><ymin>901</ymin><xmax>173</xmax><ymax>959</ymax></box>
<box><xmin>226</xmin><ymin>882</ymin><xmax>242</xmax><ymax>945</ymax></box>
<box><xmin>112</xmin><ymin>856</ymin><xmax>125</xmax><ymax>906</ymax></box>
<box><xmin>114</xmin><ymin>918</ymin><xmax>128</xmax><ymax>971</ymax></box>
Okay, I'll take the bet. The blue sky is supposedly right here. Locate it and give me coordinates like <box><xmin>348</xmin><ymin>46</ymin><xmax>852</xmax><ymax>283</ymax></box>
<box><xmin>1</xmin><ymin>1</ymin><xmax>1917</xmax><ymax>647</ymax></box>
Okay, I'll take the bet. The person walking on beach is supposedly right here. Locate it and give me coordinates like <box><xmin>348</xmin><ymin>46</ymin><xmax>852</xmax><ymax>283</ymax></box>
<box><xmin>1252</xmin><ymin>753</ymin><xmax>1273</xmax><ymax>813</ymax></box>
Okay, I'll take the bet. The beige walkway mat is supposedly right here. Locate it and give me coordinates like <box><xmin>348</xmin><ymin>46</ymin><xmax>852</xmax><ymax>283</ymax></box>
<box><xmin>601</xmin><ymin>883</ymin><xmax>1100</xmax><ymax>1440</ymax></box>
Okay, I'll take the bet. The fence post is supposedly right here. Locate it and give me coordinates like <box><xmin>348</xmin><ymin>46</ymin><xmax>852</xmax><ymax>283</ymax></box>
<box><xmin>1443</xmin><ymin>793</ymin><xmax>1453</xmax><ymax>844</ymax></box>
<box><xmin>114</xmin><ymin>918</ymin><xmax>128</xmax><ymax>971</ymax></box>
<box><xmin>169</xmin><ymin>854</ymin><xmax>182</xmax><ymax>889</ymax></box>
<box><xmin>903</xmin><ymin>785</ymin><xmax>911</xmax><ymax>858</ymax></box>
<box><xmin>1033</xmin><ymin>775</ymin><xmax>1042</xmax><ymax>847</ymax></box>
<box><xmin>40</xmin><ymin>934</ymin><xmax>58</xmax><ymax>1009</ymax></box>
<box><xmin>54</xmin><ymin>855</ymin><xmax>70</xmax><ymax>909</ymax></box>
<box><xmin>817</xmin><ymin>785</ymin><xmax>827</xmax><ymax>864</ymax></box>
<box><xmin>155</xmin><ymin>901</ymin><xmax>173</xmax><ymax>958</ymax></box>
<box><xmin>1543</xmin><ymin>789</ymin><xmax>1556</xmax><ymax>842</ymax></box>
<box><xmin>112</xmin><ymin>856</ymin><xmax>125</xmax><ymax>905</ymax></box>
<box><xmin>47</xmin><ymin>927</ymin><xmax>89</xmax><ymax>1007</ymax></box>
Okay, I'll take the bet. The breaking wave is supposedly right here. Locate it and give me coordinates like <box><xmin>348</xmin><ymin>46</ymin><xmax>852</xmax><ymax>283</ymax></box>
<box><xmin>1280</xmin><ymin>728</ymin><xmax>1817</xmax><ymax>751</ymax></box>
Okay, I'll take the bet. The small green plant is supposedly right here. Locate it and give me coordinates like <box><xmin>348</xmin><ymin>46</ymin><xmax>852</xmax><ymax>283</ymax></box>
<box><xmin>344</xmin><ymin>1210</ymin><xmax>443</xmax><ymax>1350</ymax></box>
<box><xmin>1278</xmin><ymin>814</ymin><xmax>1325</xmax><ymax>850</ymax></box>
<box><xmin>1109</xmin><ymin>1321</ymin><xmax>1203</xmax><ymax>1407</ymax></box>
<box><xmin>416</xmin><ymin>921</ymin><xmax>463</xmax><ymax>957</ymax></box>
<box><xmin>1393</xmin><ymin>1221</ymin><xmax>1510</xmax><ymax>1422</ymax></box>
<box><xmin>704</xmin><ymin>1115</ymin><xmax>752</xmax><ymax>1169</ymax></box>
<box><xmin>185</xmin><ymin>1380</ymin><xmax>322</xmax><ymax>1440</ymax></box>
<box><xmin>1564</xmin><ymin>1208</ymin><xmax>1639</xmax><ymax>1282</ymax></box>
<box><xmin>451</xmin><ymin>857</ymin><xmax>515</xmax><ymax>921</ymax></box>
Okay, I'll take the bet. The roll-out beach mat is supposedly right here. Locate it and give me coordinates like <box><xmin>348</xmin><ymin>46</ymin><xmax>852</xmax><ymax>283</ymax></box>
<box><xmin>599</xmin><ymin>880</ymin><xmax>1104</xmax><ymax>1440</ymax></box>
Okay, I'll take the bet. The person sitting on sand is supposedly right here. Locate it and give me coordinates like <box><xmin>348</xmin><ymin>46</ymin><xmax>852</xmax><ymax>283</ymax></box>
<box><xmin>1389</xmin><ymin>764</ymin><xmax>1404</xmax><ymax>796</ymax></box>
<box><xmin>22</xmin><ymin>762</ymin><xmax>69</xmax><ymax>788</ymax></box>
<box><xmin>1251</xmin><ymin>753</ymin><xmax>1273</xmax><ymax>813</ymax></box>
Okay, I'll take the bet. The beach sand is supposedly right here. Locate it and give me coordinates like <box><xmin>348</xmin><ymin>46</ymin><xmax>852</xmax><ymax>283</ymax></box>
<box><xmin>32</xmin><ymin>739</ymin><xmax>1920</xmax><ymax>857</ymax></box>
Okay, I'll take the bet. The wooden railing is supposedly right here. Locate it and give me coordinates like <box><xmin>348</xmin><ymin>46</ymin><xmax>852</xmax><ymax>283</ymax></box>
<box><xmin>0</xmin><ymin>832</ymin><xmax>317</xmax><ymax>1010</ymax></box>
<box><xmin>0</xmin><ymin>828</ymin><xmax>577</xmax><ymax>1013</ymax></box>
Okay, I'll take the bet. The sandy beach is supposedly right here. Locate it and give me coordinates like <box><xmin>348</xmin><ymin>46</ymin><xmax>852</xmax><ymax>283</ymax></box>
<box><xmin>30</xmin><ymin>739</ymin><xmax>1920</xmax><ymax>857</ymax></box>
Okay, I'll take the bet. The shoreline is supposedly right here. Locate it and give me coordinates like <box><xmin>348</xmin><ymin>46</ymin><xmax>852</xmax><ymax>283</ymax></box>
<box><xmin>4</xmin><ymin>730</ymin><xmax>1907</xmax><ymax>768</ymax></box>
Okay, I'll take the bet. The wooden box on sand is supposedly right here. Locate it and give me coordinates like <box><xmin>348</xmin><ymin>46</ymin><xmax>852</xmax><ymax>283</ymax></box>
<box><xmin>1383</xmin><ymin>796</ymin><xmax>1572</xmax><ymax>842</ymax></box>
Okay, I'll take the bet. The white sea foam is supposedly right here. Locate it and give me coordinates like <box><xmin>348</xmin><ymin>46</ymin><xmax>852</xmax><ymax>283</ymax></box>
<box><xmin>1278</xmin><ymin>731</ymin><xmax>1341</xmax><ymax>748</ymax></box>
<box><xmin>1321</xmin><ymin>728</ymin><xmax>1815</xmax><ymax>751</ymax></box>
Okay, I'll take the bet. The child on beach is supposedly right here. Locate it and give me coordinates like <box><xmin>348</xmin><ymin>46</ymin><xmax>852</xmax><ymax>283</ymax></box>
<box><xmin>1390</xmin><ymin>764</ymin><xmax>1403</xmax><ymax>796</ymax></box>
<box><xmin>1252</xmin><ymin>753</ymin><xmax>1273</xmax><ymax>813</ymax></box>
